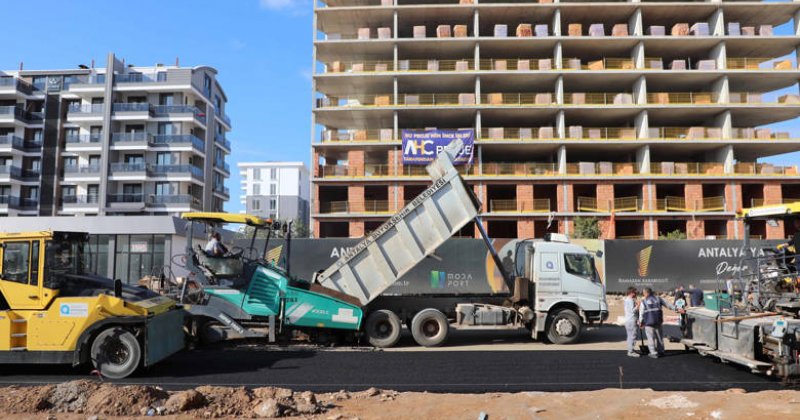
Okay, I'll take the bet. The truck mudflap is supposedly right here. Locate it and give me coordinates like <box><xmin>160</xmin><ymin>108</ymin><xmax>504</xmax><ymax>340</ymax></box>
<box><xmin>143</xmin><ymin>309</ymin><xmax>185</xmax><ymax>367</ymax></box>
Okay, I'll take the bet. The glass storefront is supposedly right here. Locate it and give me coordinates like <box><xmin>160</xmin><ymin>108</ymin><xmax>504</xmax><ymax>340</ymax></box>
<box><xmin>114</xmin><ymin>234</ymin><xmax>168</xmax><ymax>284</ymax></box>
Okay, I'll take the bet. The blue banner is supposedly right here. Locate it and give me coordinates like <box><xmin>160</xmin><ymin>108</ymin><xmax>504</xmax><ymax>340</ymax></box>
<box><xmin>401</xmin><ymin>129</ymin><xmax>474</xmax><ymax>165</ymax></box>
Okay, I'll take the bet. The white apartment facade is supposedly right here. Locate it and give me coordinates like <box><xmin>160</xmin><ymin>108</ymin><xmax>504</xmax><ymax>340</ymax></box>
<box><xmin>238</xmin><ymin>162</ymin><xmax>309</xmax><ymax>224</ymax></box>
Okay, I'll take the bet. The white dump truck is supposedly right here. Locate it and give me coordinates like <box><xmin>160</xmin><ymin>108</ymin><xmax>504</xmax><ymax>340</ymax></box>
<box><xmin>314</xmin><ymin>139</ymin><xmax>608</xmax><ymax>347</ymax></box>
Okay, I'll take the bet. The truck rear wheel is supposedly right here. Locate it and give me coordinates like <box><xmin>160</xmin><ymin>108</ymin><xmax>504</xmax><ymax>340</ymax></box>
<box><xmin>365</xmin><ymin>310</ymin><xmax>402</xmax><ymax>348</ymax></box>
<box><xmin>546</xmin><ymin>309</ymin><xmax>582</xmax><ymax>345</ymax></box>
<box><xmin>90</xmin><ymin>327</ymin><xmax>142</xmax><ymax>379</ymax></box>
<box><xmin>411</xmin><ymin>309</ymin><xmax>449</xmax><ymax>347</ymax></box>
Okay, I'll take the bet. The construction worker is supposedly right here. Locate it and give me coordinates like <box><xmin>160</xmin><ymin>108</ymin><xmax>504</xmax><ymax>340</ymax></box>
<box><xmin>204</xmin><ymin>232</ymin><xmax>229</xmax><ymax>257</ymax></box>
<box><xmin>624</xmin><ymin>287</ymin><xmax>640</xmax><ymax>357</ymax></box>
<box><xmin>638</xmin><ymin>287</ymin><xmax>681</xmax><ymax>359</ymax></box>
<box><xmin>687</xmin><ymin>284</ymin><xmax>704</xmax><ymax>307</ymax></box>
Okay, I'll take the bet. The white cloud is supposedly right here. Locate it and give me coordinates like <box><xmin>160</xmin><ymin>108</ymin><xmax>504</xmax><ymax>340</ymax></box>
<box><xmin>260</xmin><ymin>0</ymin><xmax>302</xmax><ymax>10</ymax></box>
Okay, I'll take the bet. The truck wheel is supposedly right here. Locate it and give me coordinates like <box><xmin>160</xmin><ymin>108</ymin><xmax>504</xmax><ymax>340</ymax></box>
<box><xmin>411</xmin><ymin>309</ymin><xmax>449</xmax><ymax>347</ymax></box>
<box><xmin>365</xmin><ymin>310</ymin><xmax>402</xmax><ymax>348</ymax></box>
<box><xmin>546</xmin><ymin>309</ymin><xmax>582</xmax><ymax>345</ymax></box>
<box><xmin>90</xmin><ymin>327</ymin><xmax>142</xmax><ymax>379</ymax></box>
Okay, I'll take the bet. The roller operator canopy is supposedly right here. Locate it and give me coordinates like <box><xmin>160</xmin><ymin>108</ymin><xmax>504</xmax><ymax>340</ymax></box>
<box><xmin>738</xmin><ymin>201</ymin><xmax>800</xmax><ymax>221</ymax></box>
<box><xmin>181</xmin><ymin>212</ymin><xmax>273</xmax><ymax>227</ymax></box>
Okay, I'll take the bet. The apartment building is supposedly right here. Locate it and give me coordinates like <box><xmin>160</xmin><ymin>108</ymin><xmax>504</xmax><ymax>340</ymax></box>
<box><xmin>238</xmin><ymin>162</ymin><xmax>310</xmax><ymax>223</ymax></box>
<box><xmin>0</xmin><ymin>52</ymin><xmax>231</xmax><ymax>217</ymax></box>
<box><xmin>312</xmin><ymin>0</ymin><xmax>800</xmax><ymax>240</ymax></box>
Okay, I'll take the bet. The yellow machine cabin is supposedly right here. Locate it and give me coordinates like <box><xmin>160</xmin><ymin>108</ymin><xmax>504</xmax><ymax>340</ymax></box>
<box><xmin>0</xmin><ymin>231</ymin><xmax>184</xmax><ymax>379</ymax></box>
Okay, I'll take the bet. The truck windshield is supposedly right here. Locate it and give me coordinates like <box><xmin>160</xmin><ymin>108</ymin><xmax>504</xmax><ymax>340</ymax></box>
<box><xmin>44</xmin><ymin>238</ymin><xmax>87</xmax><ymax>288</ymax></box>
<box><xmin>564</xmin><ymin>253</ymin><xmax>599</xmax><ymax>283</ymax></box>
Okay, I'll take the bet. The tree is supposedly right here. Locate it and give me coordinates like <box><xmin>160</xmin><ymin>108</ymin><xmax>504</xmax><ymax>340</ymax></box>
<box><xmin>659</xmin><ymin>229</ymin><xmax>687</xmax><ymax>240</ymax></box>
<box><xmin>573</xmin><ymin>217</ymin><xmax>601</xmax><ymax>239</ymax></box>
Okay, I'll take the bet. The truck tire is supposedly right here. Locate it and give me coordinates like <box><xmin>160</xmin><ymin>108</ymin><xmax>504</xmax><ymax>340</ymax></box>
<box><xmin>546</xmin><ymin>309</ymin><xmax>582</xmax><ymax>345</ymax></box>
<box><xmin>411</xmin><ymin>309</ymin><xmax>449</xmax><ymax>347</ymax></box>
<box><xmin>90</xmin><ymin>327</ymin><xmax>142</xmax><ymax>379</ymax></box>
<box><xmin>365</xmin><ymin>310</ymin><xmax>402</xmax><ymax>348</ymax></box>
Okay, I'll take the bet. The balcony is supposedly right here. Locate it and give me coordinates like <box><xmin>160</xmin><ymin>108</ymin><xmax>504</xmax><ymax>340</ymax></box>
<box><xmin>147</xmin><ymin>194</ymin><xmax>202</xmax><ymax>209</ymax></box>
<box><xmin>65</xmin><ymin>133</ymin><xmax>103</xmax><ymax>146</ymax></box>
<box><xmin>483</xmin><ymin>162</ymin><xmax>558</xmax><ymax>176</ymax></box>
<box><xmin>61</xmin><ymin>194</ymin><xmax>100</xmax><ymax>208</ymax></box>
<box><xmin>213</xmin><ymin>184</ymin><xmax>230</xmax><ymax>197</ymax></box>
<box><xmin>151</xmin><ymin>134</ymin><xmax>205</xmax><ymax>152</ymax></box>
<box><xmin>0</xmin><ymin>77</ymin><xmax>33</xmax><ymax>95</ymax></box>
<box><xmin>0</xmin><ymin>135</ymin><xmax>41</xmax><ymax>153</ymax></box>
<box><xmin>111</xmin><ymin>132</ymin><xmax>150</xmax><ymax>147</ymax></box>
<box><xmin>319</xmin><ymin>201</ymin><xmax>349</xmax><ymax>214</ymax></box>
<box><xmin>363</xmin><ymin>199</ymin><xmax>390</xmax><ymax>213</ymax></box>
<box><xmin>67</xmin><ymin>104</ymin><xmax>104</xmax><ymax>115</ymax></box>
<box><xmin>565</xmin><ymin>162</ymin><xmax>637</xmax><ymax>176</ymax></box>
<box><xmin>215</xmin><ymin>133</ymin><xmax>231</xmax><ymax>150</ymax></box>
<box><xmin>149</xmin><ymin>164</ymin><xmax>204</xmax><ymax>180</ymax></box>
<box><xmin>64</xmin><ymin>74</ymin><xmax>105</xmax><ymax>90</ymax></box>
<box><xmin>107</xmin><ymin>193</ymin><xmax>145</xmax><ymax>205</ymax></box>
<box><xmin>727</xmin><ymin>58</ymin><xmax>795</xmax><ymax>71</ymax></box>
<box><xmin>63</xmin><ymin>165</ymin><xmax>101</xmax><ymax>178</ymax></box>
<box><xmin>109</xmin><ymin>162</ymin><xmax>147</xmax><ymax>175</ymax></box>
<box><xmin>564</xmin><ymin>127</ymin><xmax>637</xmax><ymax>141</ymax></box>
<box><xmin>114</xmin><ymin>73</ymin><xmax>165</xmax><ymax>84</ymax></box>
<box><xmin>215</xmin><ymin>110</ymin><xmax>232</xmax><ymax>128</ymax></box>
<box><xmin>152</xmin><ymin>105</ymin><xmax>206</xmax><ymax>124</ymax></box>
<box><xmin>321</xmin><ymin>129</ymin><xmax>395</xmax><ymax>142</ymax></box>
<box><xmin>112</xmin><ymin>102</ymin><xmax>150</xmax><ymax>113</ymax></box>
<box><xmin>0</xmin><ymin>106</ymin><xmax>43</xmax><ymax>123</ymax></box>
<box><xmin>214</xmin><ymin>159</ymin><xmax>230</xmax><ymax>174</ymax></box>
<box><xmin>733</xmin><ymin>163</ymin><xmax>798</xmax><ymax>176</ymax></box>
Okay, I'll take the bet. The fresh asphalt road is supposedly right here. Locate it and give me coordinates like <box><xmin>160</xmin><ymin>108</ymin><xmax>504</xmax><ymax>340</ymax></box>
<box><xmin>0</xmin><ymin>345</ymin><xmax>787</xmax><ymax>393</ymax></box>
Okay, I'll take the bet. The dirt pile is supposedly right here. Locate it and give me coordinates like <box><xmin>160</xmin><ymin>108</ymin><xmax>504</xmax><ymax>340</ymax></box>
<box><xmin>0</xmin><ymin>380</ymin><xmax>328</xmax><ymax>418</ymax></box>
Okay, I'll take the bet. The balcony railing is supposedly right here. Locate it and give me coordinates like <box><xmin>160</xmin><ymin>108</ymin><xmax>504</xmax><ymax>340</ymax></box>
<box><xmin>327</xmin><ymin>60</ymin><xmax>395</xmax><ymax>73</ymax></box>
<box><xmin>114</xmin><ymin>72</ymin><xmax>166</xmax><ymax>84</ymax></box>
<box><xmin>64</xmin><ymin>74</ymin><xmax>105</xmax><ymax>87</ymax></box>
<box><xmin>615</xmin><ymin>196</ymin><xmax>643</xmax><ymax>212</ymax></box>
<box><xmin>0</xmin><ymin>195</ymin><xmax>37</xmax><ymax>209</ymax></box>
<box><xmin>481</xmin><ymin>127</ymin><xmax>557</xmax><ymax>141</ymax></box>
<box><xmin>110</xmin><ymin>162</ymin><xmax>147</xmax><ymax>173</ymax></box>
<box><xmin>0</xmin><ymin>135</ymin><xmax>25</xmax><ymax>149</ymax></box>
<box><xmin>565</xmin><ymin>162</ymin><xmax>637</xmax><ymax>176</ymax></box>
<box><xmin>561</xmin><ymin>57</ymin><xmax>636</xmax><ymax>71</ymax></box>
<box><xmin>214</xmin><ymin>160</ymin><xmax>230</xmax><ymax>173</ymax></box>
<box><xmin>112</xmin><ymin>132</ymin><xmax>150</xmax><ymax>143</ymax></box>
<box><xmin>489</xmin><ymin>199</ymin><xmax>518</xmax><ymax>212</ymax></box>
<box><xmin>63</xmin><ymin>164</ymin><xmax>101</xmax><ymax>174</ymax></box>
<box><xmin>319</xmin><ymin>201</ymin><xmax>349</xmax><ymax>214</ymax></box>
<box><xmin>215</xmin><ymin>133</ymin><xmax>231</xmax><ymax>150</ymax></box>
<box><xmin>107</xmin><ymin>193</ymin><xmax>144</xmax><ymax>203</ymax></box>
<box><xmin>149</xmin><ymin>164</ymin><xmax>204</xmax><ymax>179</ymax></box>
<box><xmin>322</xmin><ymin>129</ymin><xmax>395</xmax><ymax>142</ymax></box>
<box><xmin>481</xmin><ymin>93</ymin><xmax>554</xmax><ymax>106</ymax></box>
<box><xmin>564</xmin><ymin>127</ymin><xmax>637</xmax><ymax>140</ymax></box>
<box><xmin>65</xmin><ymin>133</ymin><xmax>103</xmax><ymax>144</ymax></box>
<box><xmin>62</xmin><ymin>195</ymin><xmax>100</xmax><ymax>205</ymax></box>
<box><xmin>68</xmin><ymin>104</ymin><xmax>104</xmax><ymax>114</ymax></box>
<box><xmin>152</xmin><ymin>105</ymin><xmax>207</xmax><ymax>124</ymax></box>
<box><xmin>647</xmin><ymin>92</ymin><xmax>719</xmax><ymax>105</ymax></box>
<box><xmin>148</xmin><ymin>194</ymin><xmax>201</xmax><ymax>206</ymax></box>
<box><xmin>733</xmin><ymin>163</ymin><xmax>798</xmax><ymax>176</ymax></box>
<box><xmin>213</xmin><ymin>184</ymin><xmax>230</xmax><ymax>196</ymax></box>
<box><xmin>0</xmin><ymin>77</ymin><xmax>33</xmax><ymax>94</ymax></box>
<box><xmin>727</xmin><ymin>58</ymin><xmax>794</xmax><ymax>71</ymax></box>
<box><xmin>482</xmin><ymin>162</ymin><xmax>558</xmax><ymax>176</ymax></box>
<box><xmin>0</xmin><ymin>106</ymin><xmax>43</xmax><ymax>122</ymax></box>
<box><xmin>649</xmin><ymin>162</ymin><xmax>725</xmax><ymax>175</ymax></box>
<box><xmin>564</xmin><ymin>92</ymin><xmax>633</xmax><ymax>105</ymax></box>
<box><xmin>731</xmin><ymin>128</ymin><xmax>792</xmax><ymax>140</ymax></box>
<box><xmin>112</xmin><ymin>102</ymin><xmax>150</xmax><ymax>113</ymax></box>
<box><xmin>363</xmin><ymin>200</ymin><xmax>390</xmax><ymax>213</ymax></box>
<box><xmin>152</xmin><ymin>134</ymin><xmax>205</xmax><ymax>151</ymax></box>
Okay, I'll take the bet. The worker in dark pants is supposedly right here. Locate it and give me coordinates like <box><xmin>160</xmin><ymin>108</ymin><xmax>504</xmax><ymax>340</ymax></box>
<box><xmin>638</xmin><ymin>287</ymin><xmax>680</xmax><ymax>359</ymax></box>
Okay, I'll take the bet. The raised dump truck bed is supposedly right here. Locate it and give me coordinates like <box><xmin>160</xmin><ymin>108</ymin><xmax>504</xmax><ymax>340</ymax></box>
<box><xmin>315</xmin><ymin>140</ymin><xmax>479</xmax><ymax>306</ymax></box>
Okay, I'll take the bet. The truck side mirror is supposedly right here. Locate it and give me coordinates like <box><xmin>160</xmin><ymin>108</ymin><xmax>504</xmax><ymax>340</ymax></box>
<box><xmin>114</xmin><ymin>279</ymin><xmax>122</xmax><ymax>298</ymax></box>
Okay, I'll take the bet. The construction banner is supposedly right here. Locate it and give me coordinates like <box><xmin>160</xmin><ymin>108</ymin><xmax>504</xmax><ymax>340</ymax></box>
<box><xmin>401</xmin><ymin>129</ymin><xmax>474</xmax><ymax>165</ymax></box>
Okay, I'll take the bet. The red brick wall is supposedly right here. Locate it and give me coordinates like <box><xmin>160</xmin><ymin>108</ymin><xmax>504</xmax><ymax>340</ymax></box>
<box><xmin>599</xmin><ymin>218</ymin><xmax>615</xmax><ymax>239</ymax></box>
<box><xmin>687</xmin><ymin>219</ymin><xmax>705</xmax><ymax>239</ymax></box>
<box><xmin>597</xmin><ymin>183</ymin><xmax>614</xmax><ymax>211</ymax></box>
<box><xmin>557</xmin><ymin>183</ymin><xmax>573</xmax><ymax>212</ymax></box>
<box><xmin>388</xmin><ymin>149</ymin><xmax>401</xmax><ymax>176</ymax></box>
<box><xmin>347</xmin><ymin>150</ymin><xmax>365</xmax><ymax>177</ymax></box>
<box><xmin>312</xmin><ymin>184</ymin><xmax>320</xmax><ymax>213</ymax></box>
<box><xmin>726</xmin><ymin>219</ymin><xmax>743</xmax><ymax>239</ymax></box>
<box><xmin>348</xmin><ymin>185</ymin><xmax>365</xmax><ymax>213</ymax></box>
<box><xmin>312</xmin><ymin>219</ymin><xmax>320</xmax><ymax>239</ymax></box>
<box><xmin>725</xmin><ymin>183</ymin><xmax>743</xmax><ymax>213</ymax></box>
<box><xmin>766</xmin><ymin>220</ymin><xmax>785</xmax><ymax>240</ymax></box>
<box><xmin>349</xmin><ymin>221</ymin><xmax>365</xmax><ymax>238</ymax></box>
<box><xmin>517</xmin><ymin>184</ymin><xmax>533</xmax><ymax>212</ymax></box>
<box><xmin>685</xmin><ymin>183</ymin><xmax>703</xmax><ymax>211</ymax></box>
<box><xmin>763</xmin><ymin>182</ymin><xmax>783</xmax><ymax>205</ymax></box>
<box><xmin>312</xmin><ymin>151</ymin><xmax>321</xmax><ymax>177</ymax></box>
<box><xmin>644</xmin><ymin>219</ymin><xmax>657</xmax><ymax>239</ymax></box>
<box><xmin>518</xmin><ymin>219</ymin><xmax>534</xmax><ymax>238</ymax></box>
<box><xmin>388</xmin><ymin>185</ymin><xmax>401</xmax><ymax>211</ymax></box>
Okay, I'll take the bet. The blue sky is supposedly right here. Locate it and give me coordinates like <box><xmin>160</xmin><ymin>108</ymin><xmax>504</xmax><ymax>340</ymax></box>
<box><xmin>1</xmin><ymin>0</ymin><xmax>798</xmax><ymax>213</ymax></box>
<box><xmin>0</xmin><ymin>0</ymin><xmax>314</xmax><ymax>213</ymax></box>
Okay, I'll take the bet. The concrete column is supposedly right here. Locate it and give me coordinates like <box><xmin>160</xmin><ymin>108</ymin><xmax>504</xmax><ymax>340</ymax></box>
<box><xmin>709</xmin><ymin>8</ymin><xmax>724</xmax><ymax>37</ymax></box>
<box><xmin>633</xmin><ymin>75</ymin><xmax>647</xmax><ymax>105</ymax></box>
<box><xmin>552</xmin><ymin>9</ymin><xmax>561</xmax><ymax>37</ymax></box>
<box><xmin>636</xmin><ymin>144</ymin><xmax>650</xmax><ymax>174</ymax></box>
<box><xmin>712</xmin><ymin>75</ymin><xmax>729</xmax><ymax>104</ymax></box>
<box><xmin>474</xmin><ymin>9</ymin><xmax>480</xmax><ymax>37</ymax></box>
<box><xmin>632</xmin><ymin>41</ymin><xmax>645</xmax><ymax>69</ymax></box>
<box><xmin>715</xmin><ymin>145</ymin><xmax>734</xmax><ymax>174</ymax></box>
<box><xmin>555</xmin><ymin>75</ymin><xmax>564</xmax><ymax>105</ymax></box>
<box><xmin>556</xmin><ymin>110</ymin><xmax>566</xmax><ymax>139</ymax></box>
<box><xmin>477</xmin><ymin>143</ymin><xmax>483</xmax><ymax>175</ymax></box>
<box><xmin>476</xmin><ymin>109</ymin><xmax>482</xmax><ymax>139</ymax></box>
<box><xmin>393</xmin><ymin>110</ymin><xmax>398</xmax><ymax>140</ymax></box>
<box><xmin>710</xmin><ymin>41</ymin><xmax>727</xmax><ymax>71</ymax></box>
<box><xmin>554</xmin><ymin>42</ymin><xmax>563</xmax><ymax>70</ymax></box>
<box><xmin>634</xmin><ymin>110</ymin><xmax>649</xmax><ymax>140</ymax></box>
<box><xmin>629</xmin><ymin>8</ymin><xmax>643</xmax><ymax>36</ymax></box>
<box><xmin>715</xmin><ymin>111</ymin><xmax>732</xmax><ymax>139</ymax></box>
<box><xmin>557</xmin><ymin>145</ymin><xmax>567</xmax><ymax>174</ymax></box>
<box><xmin>393</xmin><ymin>10</ymin><xmax>398</xmax><ymax>38</ymax></box>
<box><xmin>393</xmin><ymin>76</ymin><xmax>398</xmax><ymax>105</ymax></box>
<box><xmin>393</xmin><ymin>44</ymin><xmax>398</xmax><ymax>73</ymax></box>
<box><xmin>476</xmin><ymin>75</ymin><xmax>481</xmax><ymax>104</ymax></box>
<box><xmin>475</xmin><ymin>42</ymin><xmax>480</xmax><ymax>72</ymax></box>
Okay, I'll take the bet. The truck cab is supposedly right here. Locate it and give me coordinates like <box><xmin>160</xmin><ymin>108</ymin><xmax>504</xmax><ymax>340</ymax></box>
<box><xmin>520</xmin><ymin>234</ymin><xmax>608</xmax><ymax>344</ymax></box>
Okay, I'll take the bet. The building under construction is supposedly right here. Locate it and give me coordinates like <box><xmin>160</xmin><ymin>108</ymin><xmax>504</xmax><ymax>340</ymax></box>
<box><xmin>311</xmin><ymin>0</ymin><xmax>800</xmax><ymax>240</ymax></box>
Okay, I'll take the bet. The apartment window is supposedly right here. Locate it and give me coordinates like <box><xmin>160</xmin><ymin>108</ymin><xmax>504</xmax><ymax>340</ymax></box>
<box><xmin>125</xmin><ymin>154</ymin><xmax>144</xmax><ymax>165</ymax></box>
<box><xmin>61</xmin><ymin>185</ymin><xmax>76</xmax><ymax>198</ymax></box>
<box><xmin>156</xmin><ymin>72</ymin><xmax>167</xmax><ymax>82</ymax></box>
<box><xmin>253</xmin><ymin>183</ymin><xmax>261</xmax><ymax>195</ymax></box>
<box><xmin>125</xmin><ymin>124</ymin><xmax>145</xmax><ymax>134</ymax></box>
<box><xmin>253</xmin><ymin>168</ymin><xmax>261</xmax><ymax>180</ymax></box>
<box><xmin>252</xmin><ymin>199</ymin><xmax>261</xmax><ymax>211</ymax></box>
<box><xmin>30</xmin><ymin>129</ymin><xmax>43</xmax><ymax>143</ymax></box>
<box><xmin>123</xmin><ymin>184</ymin><xmax>142</xmax><ymax>195</ymax></box>
<box><xmin>203</xmin><ymin>74</ymin><xmax>212</xmax><ymax>97</ymax></box>
<box><xmin>65</xmin><ymin>127</ymin><xmax>79</xmax><ymax>141</ymax></box>
<box><xmin>88</xmin><ymin>155</ymin><xmax>100</xmax><ymax>167</ymax></box>
<box><xmin>215</xmin><ymin>95</ymin><xmax>222</xmax><ymax>115</ymax></box>
<box><xmin>270</xmin><ymin>168</ymin><xmax>277</xmax><ymax>180</ymax></box>
<box><xmin>270</xmin><ymin>183</ymin><xmax>277</xmax><ymax>195</ymax></box>
<box><xmin>159</xmin><ymin>94</ymin><xmax>174</xmax><ymax>106</ymax></box>
<box><xmin>155</xmin><ymin>182</ymin><xmax>175</xmax><ymax>196</ymax></box>
<box><xmin>25</xmin><ymin>186</ymin><xmax>39</xmax><ymax>200</ymax></box>
<box><xmin>63</xmin><ymin>156</ymin><xmax>77</xmax><ymax>167</ymax></box>
<box><xmin>87</xmin><ymin>185</ymin><xmax>99</xmax><ymax>203</ymax></box>
<box><xmin>156</xmin><ymin>152</ymin><xmax>176</xmax><ymax>165</ymax></box>
<box><xmin>29</xmin><ymin>158</ymin><xmax>40</xmax><ymax>172</ymax></box>
<box><xmin>158</xmin><ymin>122</ymin><xmax>178</xmax><ymax>135</ymax></box>
<box><xmin>0</xmin><ymin>185</ymin><xmax>10</xmax><ymax>197</ymax></box>
<box><xmin>91</xmin><ymin>97</ymin><xmax>104</xmax><ymax>105</ymax></box>
<box><xmin>269</xmin><ymin>197</ymin><xmax>277</xmax><ymax>211</ymax></box>
<box><xmin>128</xmin><ymin>96</ymin><xmax>147</xmax><ymax>104</ymax></box>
